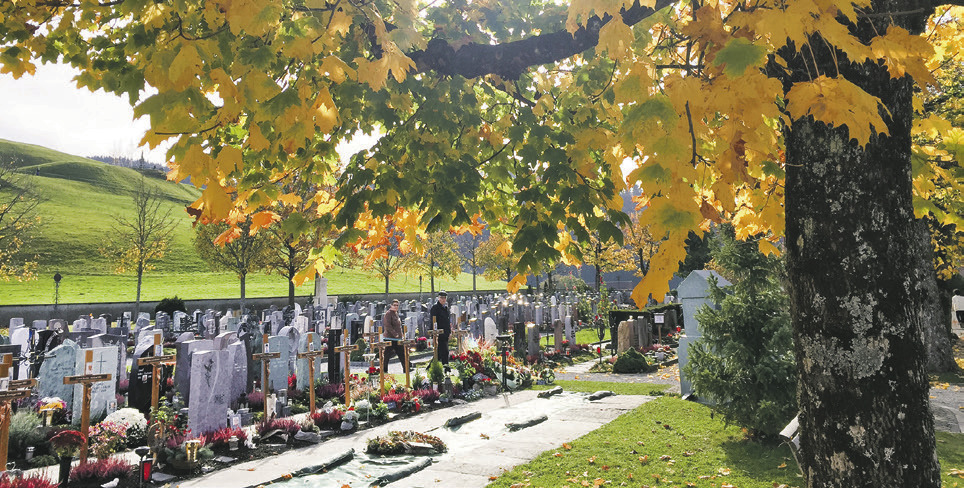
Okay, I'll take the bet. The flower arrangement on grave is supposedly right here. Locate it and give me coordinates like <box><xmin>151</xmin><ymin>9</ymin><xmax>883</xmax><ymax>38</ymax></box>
<box><xmin>536</xmin><ymin>367</ymin><xmax>555</xmax><ymax>385</ymax></box>
<box><xmin>412</xmin><ymin>388</ymin><xmax>440</xmax><ymax>405</ymax></box>
<box><xmin>380</xmin><ymin>391</ymin><xmax>408</xmax><ymax>410</ymax></box>
<box><xmin>36</xmin><ymin>397</ymin><xmax>67</xmax><ymax>426</ymax></box>
<box><xmin>87</xmin><ymin>421</ymin><xmax>129</xmax><ymax>459</ymax></box>
<box><xmin>369</xmin><ymin>402</ymin><xmax>390</xmax><ymax>421</ymax></box>
<box><xmin>399</xmin><ymin>396</ymin><xmax>421</xmax><ymax>413</ymax></box>
<box><xmin>68</xmin><ymin>457</ymin><xmax>133</xmax><ymax>486</ymax></box>
<box><xmin>365</xmin><ymin>430</ymin><xmax>447</xmax><ymax>455</ymax></box>
<box><xmin>202</xmin><ymin>427</ymin><xmax>248</xmax><ymax>450</ymax></box>
<box><xmin>256</xmin><ymin>418</ymin><xmax>301</xmax><ymax>443</ymax></box>
<box><xmin>0</xmin><ymin>473</ymin><xmax>60</xmax><ymax>488</ymax></box>
<box><xmin>416</xmin><ymin>336</ymin><xmax>428</xmax><ymax>350</ymax></box>
<box><xmin>340</xmin><ymin>408</ymin><xmax>358</xmax><ymax>430</ymax></box>
<box><xmin>310</xmin><ymin>405</ymin><xmax>344</xmax><ymax>430</ymax></box>
<box><xmin>366</xmin><ymin>365</ymin><xmax>379</xmax><ymax>375</ymax></box>
<box><xmin>315</xmin><ymin>382</ymin><xmax>344</xmax><ymax>402</ymax></box>
<box><xmin>48</xmin><ymin>430</ymin><xmax>86</xmax><ymax>459</ymax></box>
<box><xmin>157</xmin><ymin>435</ymin><xmax>213</xmax><ymax>472</ymax></box>
<box><xmin>103</xmin><ymin>408</ymin><xmax>148</xmax><ymax>447</ymax></box>
<box><xmin>287</xmin><ymin>373</ymin><xmax>297</xmax><ymax>391</ymax></box>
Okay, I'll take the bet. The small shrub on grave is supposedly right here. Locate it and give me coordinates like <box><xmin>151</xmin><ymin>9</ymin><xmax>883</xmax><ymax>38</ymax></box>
<box><xmin>257</xmin><ymin>418</ymin><xmax>301</xmax><ymax>442</ymax></box>
<box><xmin>69</xmin><ymin>457</ymin><xmax>133</xmax><ymax>485</ymax></box>
<box><xmin>246</xmin><ymin>390</ymin><xmax>265</xmax><ymax>410</ymax></box>
<box><xmin>612</xmin><ymin>348</ymin><xmax>655</xmax><ymax>374</ymax></box>
<box><xmin>310</xmin><ymin>407</ymin><xmax>344</xmax><ymax>430</ymax></box>
<box><xmin>315</xmin><ymin>382</ymin><xmax>344</xmax><ymax>401</ymax></box>
<box><xmin>28</xmin><ymin>454</ymin><xmax>57</xmax><ymax>468</ymax></box>
<box><xmin>0</xmin><ymin>473</ymin><xmax>59</xmax><ymax>488</ymax></box>
<box><xmin>9</xmin><ymin>411</ymin><xmax>44</xmax><ymax>459</ymax></box>
<box><xmin>412</xmin><ymin>388</ymin><xmax>440</xmax><ymax>405</ymax></box>
<box><xmin>88</xmin><ymin>420</ymin><xmax>129</xmax><ymax>459</ymax></box>
<box><xmin>154</xmin><ymin>296</ymin><xmax>187</xmax><ymax>317</ymax></box>
<box><xmin>427</xmin><ymin>359</ymin><xmax>444</xmax><ymax>385</ymax></box>
<box><xmin>203</xmin><ymin>427</ymin><xmax>248</xmax><ymax>449</ymax></box>
<box><xmin>365</xmin><ymin>431</ymin><xmax>447</xmax><ymax>455</ymax></box>
<box><xmin>368</xmin><ymin>402</ymin><xmax>390</xmax><ymax>421</ymax></box>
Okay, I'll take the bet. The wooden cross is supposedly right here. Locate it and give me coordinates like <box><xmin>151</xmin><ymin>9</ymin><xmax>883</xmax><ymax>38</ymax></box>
<box><xmin>136</xmin><ymin>334</ymin><xmax>175</xmax><ymax>423</ymax></box>
<box><xmin>0</xmin><ymin>354</ymin><xmax>34</xmax><ymax>472</ymax></box>
<box><xmin>401</xmin><ymin>325</ymin><xmax>415</xmax><ymax>389</ymax></box>
<box><xmin>426</xmin><ymin>329</ymin><xmax>444</xmax><ymax>363</ymax></box>
<box><xmin>451</xmin><ymin>327</ymin><xmax>469</xmax><ymax>355</ymax></box>
<box><xmin>295</xmin><ymin>332</ymin><xmax>325</xmax><ymax>414</ymax></box>
<box><xmin>372</xmin><ymin>341</ymin><xmax>391</xmax><ymax>396</ymax></box>
<box><xmin>332</xmin><ymin>328</ymin><xmax>358</xmax><ymax>407</ymax></box>
<box><xmin>64</xmin><ymin>350</ymin><xmax>113</xmax><ymax>463</ymax></box>
<box><xmin>252</xmin><ymin>333</ymin><xmax>281</xmax><ymax>397</ymax></box>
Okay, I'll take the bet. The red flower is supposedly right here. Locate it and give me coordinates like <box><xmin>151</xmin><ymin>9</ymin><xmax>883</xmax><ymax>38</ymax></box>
<box><xmin>596</xmin><ymin>347</ymin><xmax>602</xmax><ymax>354</ymax></box>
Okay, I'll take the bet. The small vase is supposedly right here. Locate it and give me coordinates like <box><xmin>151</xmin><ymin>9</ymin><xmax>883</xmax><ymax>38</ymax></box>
<box><xmin>58</xmin><ymin>456</ymin><xmax>73</xmax><ymax>487</ymax></box>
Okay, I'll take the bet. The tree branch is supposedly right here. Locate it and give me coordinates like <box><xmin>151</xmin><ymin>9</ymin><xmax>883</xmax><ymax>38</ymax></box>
<box><xmin>408</xmin><ymin>0</ymin><xmax>677</xmax><ymax>80</ymax></box>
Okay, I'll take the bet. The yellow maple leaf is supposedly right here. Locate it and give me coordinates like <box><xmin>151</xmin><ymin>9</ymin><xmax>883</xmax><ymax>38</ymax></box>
<box><xmin>168</xmin><ymin>43</ymin><xmax>201</xmax><ymax>90</ymax></box>
<box><xmin>870</xmin><ymin>25</ymin><xmax>938</xmax><ymax>87</ymax></box>
<box><xmin>249</xmin><ymin>211</ymin><xmax>279</xmax><ymax>233</ymax></box>
<box><xmin>215</xmin><ymin>146</ymin><xmax>243</xmax><ymax>177</ymax></box>
<box><xmin>598</xmin><ymin>17</ymin><xmax>634</xmax><ymax>60</ymax></box>
<box><xmin>507</xmin><ymin>273</ymin><xmax>528</xmax><ymax>293</ymax></box>
<box><xmin>246</xmin><ymin>123</ymin><xmax>271</xmax><ymax>152</ymax></box>
<box><xmin>786</xmin><ymin>75</ymin><xmax>889</xmax><ymax>146</ymax></box>
<box><xmin>321</xmin><ymin>56</ymin><xmax>356</xmax><ymax>84</ymax></box>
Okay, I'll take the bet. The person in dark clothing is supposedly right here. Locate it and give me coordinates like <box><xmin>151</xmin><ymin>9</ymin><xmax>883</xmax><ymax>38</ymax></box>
<box><xmin>430</xmin><ymin>291</ymin><xmax>451</xmax><ymax>367</ymax></box>
<box><xmin>381</xmin><ymin>299</ymin><xmax>406</xmax><ymax>373</ymax></box>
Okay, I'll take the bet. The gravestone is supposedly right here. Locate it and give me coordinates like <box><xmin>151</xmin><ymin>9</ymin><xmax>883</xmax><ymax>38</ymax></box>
<box><xmin>129</xmin><ymin>335</ymin><xmax>161</xmax><ymax>413</ymax></box>
<box><xmin>49</xmin><ymin>319</ymin><xmax>67</xmax><ymax>333</ymax></box>
<box><xmin>66</xmin><ymin>330</ymin><xmax>98</xmax><ymax>347</ymax></box>
<box><xmin>616</xmin><ymin>320</ymin><xmax>637</xmax><ymax>354</ymax></box>
<box><xmin>71</xmin><ymin>347</ymin><xmax>120</xmax><ymax>423</ymax></box>
<box><xmin>564</xmin><ymin>315</ymin><xmax>574</xmax><ymax>344</ymax></box>
<box><xmin>173</xmin><ymin>312</ymin><xmax>188</xmax><ymax>333</ymax></box>
<box><xmin>635</xmin><ymin>316</ymin><xmax>653</xmax><ymax>348</ymax></box>
<box><xmin>135</xmin><ymin>317</ymin><xmax>150</xmax><ymax>336</ymax></box>
<box><xmin>174</xmin><ymin>339</ymin><xmax>214</xmax><ymax>403</ymax></box>
<box><xmin>187</xmin><ymin>350</ymin><xmax>231</xmax><ymax>436</ymax></box>
<box><xmin>267</xmin><ymin>334</ymin><xmax>292</xmax><ymax>392</ymax></box>
<box><xmin>677</xmin><ymin>270</ymin><xmax>731</xmax><ymax>396</ymax></box>
<box><xmin>32</xmin><ymin>320</ymin><xmax>47</xmax><ymax>330</ymax></box>
<box><xmin>155</xmin><ymin>313</ymin><xmax>171</xmax><ymax>336</ymax></box>
<box><xmin>295</xmin><ymin>332</ymin><xmax>323</xmax><ymax>391</ymax></box>
<box><xmin>90</xmin><ymin>318</ymin><xmax>107</xmax><ymax>334</ymax></box>
<box><xmin>137</xmin><ymin>327</ymin><xmax>159</xmax><ymax>347</ymax></box>
<box><xmin>225</xmin><ymin>341</ymin><xmax>248</xmax><ymax>406</ymax></box>
<box><xmin>293</xmin><ymin>315</ymin><xmax>309</xmax><ymax>334</ymax></box>
<box><xmin>202</xmin><ymin>318</ymin><xmax>217</xmax><ymax>339</ymax></box>
<box><xmin>483</xmin><ymin>317</ymin><xmax>497</xmax><ymax>344</ymax></box>
<box><xmin>270</xmin><ymin>312</ymin><xmax>284</xmax><ymax>335</ymax></box>
<box><xmin>9</xmin><ymin>318</ymin><xmax>24</xmax><ymax>333</ymax></box>
<box><xmin>89</xmin><ymin>334</ymin><xmax>129</xmax><ymax>382</ymax></box>
<box><xmin>37</xmin><ymin>339</ymin><xmax>80</xmax><ymax>410</ymax></box>
<box><xmin>553</xmin><ymin>319</ymin><xmax>564</xmax><ymax>348</ymax></box>
<box><xmin>176</xmin><ymin>332</ymin><xmax>195</xmax><ymax>343</ymax></box>
<box><xmin>214</xmin><ymin>332</ymin><xmax>239</xmax><ymax>350</ymax></box>
<box><xmin>9</xmin><ymin>328</ymin><xmax>31</xmax><ymax>379</ymax></box>
<box><xmin>526</xmin><ymin>324</ymin><xmax>540</xmax><ymax>357</ymax></box>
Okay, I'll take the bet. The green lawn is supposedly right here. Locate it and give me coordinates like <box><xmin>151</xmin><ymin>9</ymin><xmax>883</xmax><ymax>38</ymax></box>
<box><xmin>489</xmin><ymin>395</ymin><xmax>964</xmax><ymax>488</ymax></box>
<box><xmin>574</xmin><ymin>327</ymin><xmax>611</xmax><ymax>344</ymax></box>
<box><xmin>531</xmin><ymin>380</ymin><xmax>669</xmax><ymax>396</ymax></box>
<box><xmin>0</xmin><ymin>267</ymin><xmax>507</xmax><ymax>305</ymax></box>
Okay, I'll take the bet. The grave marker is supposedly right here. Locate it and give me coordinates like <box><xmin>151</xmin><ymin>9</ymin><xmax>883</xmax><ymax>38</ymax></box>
<box><xmin>295</xmin><ymin>332</ymin><xmax>324</xmax><ymax>413</ymax></box>
<box><xmin>136</xmin><ymin>335</ymin><xmax>175</xmax><ymax>422</ymax></box>
<box><xmin>64</xmin><ymin>350</ymin><xmax>112</xmax><ymax>463</ymax></box>
<box><xmin>332</xmin><ymin>329</ymin><xmax>358</xmax><ymax>406</ymax></box>
<box><xmin>0</xmin><ymin>354</ymin><xmax>34</xmax><ymax>473</ymax></box>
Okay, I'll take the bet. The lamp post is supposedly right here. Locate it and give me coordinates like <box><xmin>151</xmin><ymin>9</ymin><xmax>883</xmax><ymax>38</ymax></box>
<box><xmin>53</xmin><ymin>272</ymin><xmax>62</xmax><ymax>313</ymax></box>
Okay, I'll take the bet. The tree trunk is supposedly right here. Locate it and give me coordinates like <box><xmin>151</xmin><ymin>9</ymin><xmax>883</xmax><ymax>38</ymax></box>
<box><xmin>287</xmin><ymin>268</ymin><xmax>296</xmax><ymax>309</ymax></box>
<box><xmin>135</xmin><ymin>263</ymin><xmax>144</xmax><ymax>318</ymax></box>
<box><xmin>240</xmin><ymin>273</ymin><xmax>247</xmax><ymax>312</ymax></box>
<box><xmin>385</xmin><ymin>274</ymin><xmax>389</xmax><ymax>302</ymax></box>
<box><xmin>918</xmin><ymin>221</ymin><xmax>956</xmax><ymax>372</ymax></box>
<box><xmin>783</xmin><ymin>13</ymin><xmax>940</xmax><ymax>483</ymax></box>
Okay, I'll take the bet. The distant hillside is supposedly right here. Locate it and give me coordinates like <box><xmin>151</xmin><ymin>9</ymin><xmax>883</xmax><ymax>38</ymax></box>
<box><xmin>0</xmin><ymin>138</ymin><xmax>206</xmax><ymax>275</ymax></box>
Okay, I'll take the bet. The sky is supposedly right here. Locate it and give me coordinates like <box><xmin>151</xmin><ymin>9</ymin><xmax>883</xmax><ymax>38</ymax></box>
<box><xmin>0</xmin><ymin>62</ymin><xmax>170</xmax><ymax>163</ymax></box>
<box><xmin>0</xmin><ymin>62</ymin><xmax>377</xmax><ymax>165</ymax></box>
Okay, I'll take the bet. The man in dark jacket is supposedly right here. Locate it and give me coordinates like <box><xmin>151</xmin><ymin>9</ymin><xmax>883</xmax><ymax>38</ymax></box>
<box><xmin>381</xmin><ymin>299</ymin><xmax>406</xmax><ymax>373</ymax></box>
<box><xmin>430</xmin><ymin>291</ymin><xmax>451</xmax><ymax>368</ymax></box>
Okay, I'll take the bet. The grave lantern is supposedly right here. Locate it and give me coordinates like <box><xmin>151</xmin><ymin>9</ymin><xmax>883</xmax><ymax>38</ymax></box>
<box><xmin>134</xmin><ymin>446</ymin><xmax>151</xmax><ymax>487</ymax></box>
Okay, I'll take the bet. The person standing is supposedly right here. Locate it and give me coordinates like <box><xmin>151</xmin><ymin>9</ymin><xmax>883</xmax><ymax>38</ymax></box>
<box><xmin>430</xmin><ymin>291</ymin><xmax>451</xmax><ymax>369</ymax></box>
<box><xmin>381</xmin><ymin>299</ymin><xmax>406</xmax><ymax>373</ymax></box>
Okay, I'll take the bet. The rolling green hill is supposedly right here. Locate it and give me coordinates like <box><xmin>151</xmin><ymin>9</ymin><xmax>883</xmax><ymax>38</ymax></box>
<box><xmin>0</xmin><ymin>139</ymin><xmax>506</xmax><ymax>305</ymax></box>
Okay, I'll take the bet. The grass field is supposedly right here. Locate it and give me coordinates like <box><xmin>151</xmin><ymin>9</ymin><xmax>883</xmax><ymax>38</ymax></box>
<box><xmin>488</xmin><ymin>395</ymin><xmax>964</xmax><ymax>488</ymax></box>
<box><xmin>0</xmin><ymin>139</ymin><xmax>509</xmax><ymax>304</ymax></box>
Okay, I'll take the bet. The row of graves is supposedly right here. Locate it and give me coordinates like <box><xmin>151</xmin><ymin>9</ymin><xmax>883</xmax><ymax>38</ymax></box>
<box><xmin>0</xmin><ymin>291</ymin><xmax>644</xmax><ymax>486</ymax></box>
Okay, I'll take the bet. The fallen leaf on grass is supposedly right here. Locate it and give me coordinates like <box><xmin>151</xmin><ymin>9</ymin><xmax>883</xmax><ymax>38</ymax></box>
<box><xmin>778</xmin><ymin>462</ymin><xmax>787</xmax><ymax>469</ymax></box>
<box><xmin>554</xmin><ymin>452</ymin><xmax>564</xmax><ymax>457</ymax></box>
<box><xmin>659</xmin><ymin>455</ymin><xmax>672</xmax><ymax>461</ymax></box>
<box><xmin>563</xmin><ymin>443</ymin><xmax>573</xmax><ymax>450</ymax></box>
<box><xmin>489</xmin><ymin>476</ymin><xmax>499</xmax><ymax>481</ymax></box>
<box><xmin>683</xmin><ymin>451</ymin><xmax>694</xmax><ymax>457</ymax></box>
<box><xmin>480</xmin><ymin>433</ymin><xmax>490</xmax><ymax>439</ymax></box>
<box><xmin>601</xmin><ymin>465</ymin><xmax>610</xmax><ymax>471</ymax></box>
<box><xmin>593</xmin><ymin>478</ymin><xmax>606</xmax><ymax>486</ymax></box>
<box><xmin>587</xmin><ymin>456</ymin><xmax>596</xmax><ymax>464</ymax></box>
<box><xmin>719</xmin><ymin>468</ymin><xmax>732</xmax><ymax>475</ymax></box>
<box><xmin>639</xmin><ymin>455</ymin><xmax>649</xmax><ymax>464</ymax></box>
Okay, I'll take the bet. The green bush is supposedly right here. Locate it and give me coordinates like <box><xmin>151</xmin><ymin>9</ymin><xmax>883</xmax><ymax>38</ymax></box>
<box><xmin>681</xmin><ymin>226</ymin><xmax>796</xmax><ymax>437</ymax></box>
<box><xmin>154</xmin><ymin>296</ymin><xmax>187</xmax><ymax>317</ymax></box>
<box><xmin>427</xmin><ymin>359</ymin><xmax>445</xmax><ymax>385</ymax></box>
<box><xmin>8</xmin><ymin>411</ymin><xmax>44</xmax><ymax>459</ymax></box>
<box><xmin>612</xmin><ymin>348</ymin><xmax>654</xmax><ymax>374</ymax></box>
<box><xmin>349</xmin><ymin>338</ymin><xmax>366</xmax><ymax>361</ymax></box>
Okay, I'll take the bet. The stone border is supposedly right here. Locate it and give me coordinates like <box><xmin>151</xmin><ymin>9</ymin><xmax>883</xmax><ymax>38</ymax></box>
<box><xmin>241</xmin><ymin>448</ymin><xmax>355</xmax><ymax>488</ymax></box>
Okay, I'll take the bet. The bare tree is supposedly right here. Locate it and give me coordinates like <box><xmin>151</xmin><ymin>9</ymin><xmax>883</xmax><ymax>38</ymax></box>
<box><xmin>194</xmin><ymin>218</ymin><xmax>269</xmax><ymax>311</ymax></box>
<box><xmin>455</xmin><ymin>232</ymin><xmax>485</xmax><ymax>293</ymax></box>
<box><xmin>101</xmin><ymin>176</ymin><xmax>176</xmax><ymax>316</ymax></box>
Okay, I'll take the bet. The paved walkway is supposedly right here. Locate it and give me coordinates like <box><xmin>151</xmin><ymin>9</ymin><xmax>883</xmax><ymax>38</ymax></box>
<box><xmin>177</xmin><ymin>390</ymin><xmax>655</xmax><ymax>488</ymax></box>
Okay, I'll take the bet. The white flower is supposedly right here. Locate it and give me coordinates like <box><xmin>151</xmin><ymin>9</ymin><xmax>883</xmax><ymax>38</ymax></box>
<box><xmin>103</xmin><ymin>408</ymin><xmax>148</xmax><ymax>431</ymax></box>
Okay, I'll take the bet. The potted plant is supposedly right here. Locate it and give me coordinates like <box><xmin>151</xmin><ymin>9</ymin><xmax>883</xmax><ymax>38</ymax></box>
<box><xmin>48</xmin><ymin>430</ymin><xmax>85</xmax><ymax>487</ymax></box>
<box><xmin>416</xmin><ymin>337</ymin><xmax>428</xmax><ymax>351</ymax></box>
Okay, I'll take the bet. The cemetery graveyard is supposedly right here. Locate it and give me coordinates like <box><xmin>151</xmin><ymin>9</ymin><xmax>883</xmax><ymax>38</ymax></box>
<box><xmin>0</xmin><ymin>289</ymin><xmax>690</xmax><ymax>487</ymax></box>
